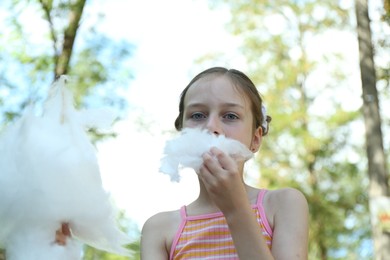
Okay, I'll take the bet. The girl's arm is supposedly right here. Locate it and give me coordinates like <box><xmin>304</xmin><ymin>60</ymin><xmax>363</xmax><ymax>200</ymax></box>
<box><xmin>201</xmin><ymin>148</ymin><xmax>274</xmax><ymax>259</ymax></box>
<box><xmin>269</xmin><ymin>188</ymin><xmax>309</xmax><ymax>259</ymax></box>
<box><xmin>141</xmin><ymin>212</ymin><xmax>171</xmax><ymax>260</ymax></box>
<box><xmin>200</xmin><ymin>147</ymin><xmax>308</xmax><ymax>260</ymax></box>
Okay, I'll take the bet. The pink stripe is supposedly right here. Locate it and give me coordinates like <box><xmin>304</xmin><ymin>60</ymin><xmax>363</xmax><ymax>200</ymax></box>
<box><xmin>175</xmin><ymin>245</ymin><xmax>236</xmax><ymax>256</ymax></box>
<box><xmin>175</xmin><ymin>238</ymin><xmax>234</xmax><ymax>249</ymax></box>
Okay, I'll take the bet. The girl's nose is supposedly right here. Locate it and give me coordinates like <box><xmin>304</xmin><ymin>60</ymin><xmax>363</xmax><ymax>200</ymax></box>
<box><xmin>206</xmin><ymin>115</ymin><xmax>222</xmax><ymax>136</ymax></box>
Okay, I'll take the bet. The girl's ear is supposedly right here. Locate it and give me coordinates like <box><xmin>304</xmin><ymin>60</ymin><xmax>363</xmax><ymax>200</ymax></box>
<box><xmin>250</xmin><ymin>126</ymin><xmax>263</xmax><ymax>153</ymax></box>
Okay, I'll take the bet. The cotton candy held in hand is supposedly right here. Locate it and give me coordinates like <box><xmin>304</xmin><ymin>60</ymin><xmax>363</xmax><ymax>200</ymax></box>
<box><xmin>159</xmin><ymin>128</ymin><xmax>254</xmax><ymax>182</ymax></box>
<box><xmin>0</xmin><ymin>76</ymin><xmax>132</xmax><ymax>259</ymax></box>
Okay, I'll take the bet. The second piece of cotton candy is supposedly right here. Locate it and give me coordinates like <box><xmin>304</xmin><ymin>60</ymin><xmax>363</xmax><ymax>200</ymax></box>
<box><xmin>0</xmin><ymin>76</ymin><xmax>132</xmax><ymax>259</ymax></box>
<box><xmin>159</xmin><ymin>128</ymin><xmax>254</xmax><ymax>182</ymax></box>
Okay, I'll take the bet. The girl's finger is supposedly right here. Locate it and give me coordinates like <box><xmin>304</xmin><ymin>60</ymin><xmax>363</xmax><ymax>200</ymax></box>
<box><xmin>209</xmin><ymin>147</ymin><xmax>237</xmax><ymax>172</ymax></box>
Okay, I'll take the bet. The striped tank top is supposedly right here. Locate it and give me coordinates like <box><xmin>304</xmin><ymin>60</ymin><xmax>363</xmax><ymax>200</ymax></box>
<box><xmin>169</xmin><ymin>189</ymin><xmax>273</xmax><ymax>259</ymax></box>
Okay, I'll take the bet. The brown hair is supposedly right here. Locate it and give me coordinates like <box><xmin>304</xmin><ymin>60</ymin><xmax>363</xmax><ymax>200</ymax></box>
<box><xmin>174</xmin><ymin>67</ymin><xmax>271</xmax><ymax>135</ymax></box>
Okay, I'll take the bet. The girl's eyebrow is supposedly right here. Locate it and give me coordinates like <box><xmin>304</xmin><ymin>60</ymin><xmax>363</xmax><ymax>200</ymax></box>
<box><xmin>186</xmin><ymin>102</ymin><xmax>245</xmax><ymax>110</ymax></box>
<box><xmin>185</xmin><ymin>103</ymin><xmax>205</xmax><ymax>109</ymax></box>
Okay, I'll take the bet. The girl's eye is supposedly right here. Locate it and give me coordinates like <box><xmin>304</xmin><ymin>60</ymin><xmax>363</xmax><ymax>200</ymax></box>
<box><xmin>224</xmin><ymin>113</ymin><xmax>239</xmax><ymax>120</ymax></box>
<box><xmin>190</xmin><ymin>112</ymin><xmax>206</xmax><ymax>120</ymax></box>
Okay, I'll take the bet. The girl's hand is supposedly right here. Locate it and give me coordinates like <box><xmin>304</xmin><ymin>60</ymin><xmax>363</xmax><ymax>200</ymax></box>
<box><xmin>55</xmin><ymin>222</ymin><xmax>71</xmax><ymax>245</ymax></box>
<box><xmin>199</xmin><ymin>147</ymin><xmax>248</xmax><ymax>213</ymax></box>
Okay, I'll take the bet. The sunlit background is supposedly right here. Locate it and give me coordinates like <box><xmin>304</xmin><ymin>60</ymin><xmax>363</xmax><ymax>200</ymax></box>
<box><xmin>1</xmin><ymin>0</ymin><xmax>389</xmax><ymax>259</ymax></box>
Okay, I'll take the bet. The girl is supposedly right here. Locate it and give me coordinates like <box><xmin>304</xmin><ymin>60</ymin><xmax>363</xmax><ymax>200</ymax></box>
<box><xmin>141</xmin><ymin>67</ymin><xmax>309</xmax><ymax>259</ymax></box>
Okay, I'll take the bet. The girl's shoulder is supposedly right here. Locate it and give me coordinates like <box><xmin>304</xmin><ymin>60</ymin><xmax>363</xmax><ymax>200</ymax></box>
<box><xmin>263</xmin><ymin>188</ymin><xmax>308</xmax><ymax>226</ymax></box>
<box><xmin>141</xmin><ymin>208</ymin><xmax>182</xmax><ymax>252</ymax></box>
<box><xmin>141</xmin><ymin>209</ymin><xmax>183</xmax><ymax>257</ymax></box>
<box><xmin>142</xmin><ymin>209</ymin><xmax>181</xmax><ymax>234</ymax></box>
<box><xmin>266</xmin><ymin>187</ymin><xmax>307</xmax><ymax>205</ymax></box>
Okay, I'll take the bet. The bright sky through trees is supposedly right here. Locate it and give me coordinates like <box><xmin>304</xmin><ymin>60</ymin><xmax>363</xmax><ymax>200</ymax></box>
<box><xmin>1</xmin><ymin>0</ymin><xmax>386</xmax><ymax>234</ymax></box>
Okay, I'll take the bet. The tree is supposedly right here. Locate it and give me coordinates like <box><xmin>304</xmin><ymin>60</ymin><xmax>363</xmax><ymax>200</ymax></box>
<box><xmin>355</xmin><ymin>0</ymin><xmax>390</xmax><ymax>259</ymax></box>
<box><xmin>208</xmin><ymin>0</ymin><xmax>372</xmax><ymax>258</ymax></box>
<box><xmin>0</xmin><ymin>0</ymin><xmax>133</xmax><ymax>124</ymax></box>
<box><xmin>384</xmin><ymin>0</ymin><xmax>390</xmax><ymax>23</ymax></box>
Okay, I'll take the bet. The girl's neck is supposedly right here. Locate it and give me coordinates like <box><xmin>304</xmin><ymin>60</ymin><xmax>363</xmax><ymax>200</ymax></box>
<box><xmin>186</xmin><ymin>178</ymin><xmax>259</xmax><ymax>216</ymax></box>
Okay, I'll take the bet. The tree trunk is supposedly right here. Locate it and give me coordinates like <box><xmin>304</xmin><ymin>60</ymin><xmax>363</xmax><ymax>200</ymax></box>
<box><xmin>39</xmin><ymin>0</ymin><xmax>87</xmax><ymax>78</ymax></box>
<box><xmin>55</xmin><ymin>0</ymin><xmax>87</xmax><ymax>77</ymax></box>
<box><xmin>354</xmin><ymin>0</ymin><xmax>390</xmax><ymax>259</ymax></box>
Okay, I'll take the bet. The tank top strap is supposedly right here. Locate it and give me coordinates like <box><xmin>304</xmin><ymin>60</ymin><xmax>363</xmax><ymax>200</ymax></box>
<box><xmin>179</xmin><ymin>205</ymin><xmax>187</xmax><ymax>219</ymax></box>
<box><xmin>170</xmin><ymin>206</ymin><xmax>188</xmax><ymax>260</ymax></box>
<box><xmin>256</xmin><ymin>189</ymin><xmax>267</xmax><ymax>207</ymax></box>
<box><xmin>255</xmin><ymin>189</ymin><xmax>273</xmax><ymax>237</ymax></box>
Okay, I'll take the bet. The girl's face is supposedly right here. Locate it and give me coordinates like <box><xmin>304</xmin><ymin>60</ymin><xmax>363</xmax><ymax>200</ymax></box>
<box><xmin>182</xmin><ymin>75</ymin><xmax>262</xmax><ymax>151</ymax></box>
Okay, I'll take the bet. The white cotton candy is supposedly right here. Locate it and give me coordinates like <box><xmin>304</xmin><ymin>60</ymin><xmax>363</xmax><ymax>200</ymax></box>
<box><xmin>4</xmin><ymin>226</ymin><xmax>83</xmax><ymax>260</ymax></box>
<box><xmin>0</xmin><ymin>76</ymin><xmax>132</xmax><ymax>259</ymax></box>
<box><xmin>159</xmin><ymin>128</ymin><xmax>254</xmax><ymax>182</ymax></box>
